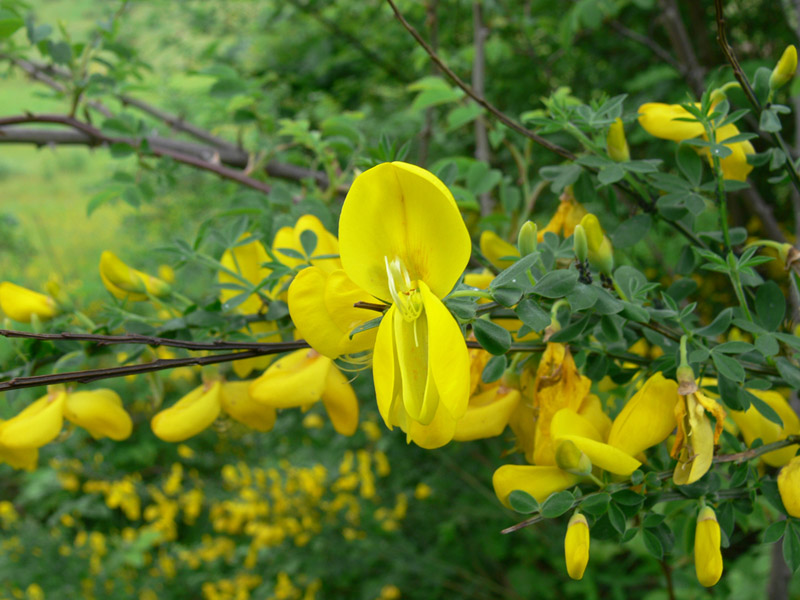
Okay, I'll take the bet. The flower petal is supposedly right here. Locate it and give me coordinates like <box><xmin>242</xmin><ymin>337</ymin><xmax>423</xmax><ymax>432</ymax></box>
<box><xmin>0</xmin><ymin>390</ymin><xmax>66</xmax><ymax>449</ymax></box>
<box><xmin>607</xmin><ymin>372</ymin><xmax>678</xmax><ymax>456</ymax></box>
<box><xmin>492</xmin><ymin>464</ymin><xmax>580</xmax><ymax>508</ymax></box>
<box><xmin>404</xmin><ymin>402</ymin><xmax>458</xmax><ymax>449</ymax></box>
<box><xmin>64</xmin><ymin>389</ymin><xmax>133</xmax><ymax>440</ymax></box>
<box><xmin>274</xmin><ymin>215</ymin><xmax>341</xmax><ymax>273</ymax></box>
<box><xmin>373</xmin><ymin>306</ymin><xmax>400</xmax><ymax>429</ymax></box>
<box><xmin>321</xmin><ymin>366</ymin><xmax>359</xmax><ymax>436</ymax></box>
<box><xmin>151</xmin><ymin>382</ymin><xmax>222</xmax><ymax>442</ymax></box>
<box><xmin>557</xmin><ymin>435</ymin><xmax>642</xmax><ymax>476</ymax></box>
<box><xmin>479</xmin><ymin>230</ymin><xmax>519</xmax><ymax>270</ymax></box>
<box><xmin>249</xmin><ymin>349</ymin><xmax>332</xmax><ymax>408</ymax></box>
<box><xmin>0</xmin><ymin>282</ymin><xmax>58</xmax><ymax>323</ymax></box>
<box><xmin>730</xmin><ymin>389</ymin><xmax>800</xmax><ymax>467</ymax></box>
<box><xmin>339</xmin><ymin>162</ymin><xmax>471</xmax><ymax>301</ymax></box>
<box><xmin>288</xmin><ymin>267</ymin><xmax>378</xmax><ymax>358</ymax></box>
<box><xmin>638</xmin><ymin>102</ymin><xmax>705</xmax><ymax>141</ymax></box>
<box><xmin>219</xmin><ymin>235</ymin><xmax>271</xmax><ymax>314</ymax></box>
<box><xmin>220</xmin><ymin>381</ymin><xmax>276</xmax><ymax>432</ymax></box>
<box><xmin>454</xmin><ymin>387</ymin><xmax>520</xmax><ymax>441</ymax></box>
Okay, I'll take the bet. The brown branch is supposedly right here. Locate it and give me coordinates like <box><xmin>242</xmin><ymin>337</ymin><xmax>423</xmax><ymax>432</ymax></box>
<box><xmin>0</xmin><ymin>347</ymin><xmax>308</xmax><ymax>392</ymax></box>
<box><xmin>0</xmin><ymin>329</ymin><xmax>305</xmax><ymax>352</ymax></box>
<box><xmin>657</xmin><ymin>0</ymin><xmax>706</xmax><ymax>97</ymax></box>
<box><xmin>472</xmin><ymin>1</ymin><xmax>492</xmax><ymax>216</ymax></box>
<box><xmin>384</xmin><ymin>0</ymin><xmax>577</xmax><ymax>162</ymax></box>
<box><xmin>0</xmin><ymin>113</ymin><xmax>273</xmax><ymax>194</ymax></box>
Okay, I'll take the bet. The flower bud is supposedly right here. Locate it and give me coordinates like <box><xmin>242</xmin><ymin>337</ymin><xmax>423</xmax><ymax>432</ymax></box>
<box><xmin>579</xmin><ymin>214</ymin><xmax>614</xmax><ymax>275</ymax></box>
<box><xmin>770</xmin><ymin>45</ymin><xmax>798</xmax><ymax>91</ymax></box>
<box><xmin>778</xmin><ymin>455</ymin><xmax>800</xmax><ymax>517</ymax></box>
<box><xmin>573</xmin><ymin>225</ymin><xmax>588</xmax><ymax>262</ymax></box>
<box><xmin>606</xmin><ymin>118</ymin><xmax>630</xmax><ymax>162</ymax></box>
<box><xmin>564</xmin><ymin>512</ymin><xmax>590</xmax><ymax>580</ymax></box>
<box><xmin>0</xmin><ymin>282</ymin><xmax>58</xmax><ymax>323</ymax></box>
<box><xmin>694</xmin><ymin>506</ymin><xmax>723</xmax><ymax>587</ymax></box>
<box><xmin>64</xmin><ymin>389</ymin><xmax>133</xmax><ymax>441</ymax></box>
<box><xmin>151</xmin><ymin>381</ymin><xmax>222</xmax><ymax>442</ymax></box>
<box><xmin>99</xmin><ymin>251</ymin><xmax>171</xmax><ymax>301</ymax></box>
<box><xmin>555</xmin><ymin>439</ymin><xmax>593</xmax><ymax>476</ymax></box>
<box><xmin>0</xmin><ymin>388</ymin><xmax>66</xmax><ymax>449</ymax></box>
<box><xmin>517</xmin><ymin>221</ymin><xmax>538</xmax><ymax>256</ymax></box>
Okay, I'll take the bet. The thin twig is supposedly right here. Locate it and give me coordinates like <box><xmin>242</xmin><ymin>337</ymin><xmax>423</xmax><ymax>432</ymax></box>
<box><xmin>0</xmin><ymin>113</ymin><xmax>273</xmax><ymax>194</ymax></box>
<box><xmin>384</xmin><ymin>0</ymin><xmax>576</xmax><ymax>162</ymax></box>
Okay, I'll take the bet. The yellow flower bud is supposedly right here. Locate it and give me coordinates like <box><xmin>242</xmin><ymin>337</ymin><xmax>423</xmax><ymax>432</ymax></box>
<box><xmin>778</xmin><ymin>455</ymin><xmax>800</xmax><ymax>517</ymax></box>
<box><xmin>151</xmin><ymin>381</ymin><xmax>222</xmax><ymax>442</ymax></box>
<box><xmin>63</xmin><ymin>389</ymin><xmax>133</xmax><ymax>441</ymax></box>
<box><xmin>770</xmin><ymin>45</ymin><xmax>798</xmax><ymax>91</ymax></box>
<box><xmin>99</xmin><ymin>251</ymin><xmax>171</xmax><ymax>301</ymax></box>
<box><xmin>606</xmin><ymin>118</ymin><xmax>630</xmax><ymax>162</ymax></box>
<box><xmin>517</xmin><ymin>221</ymin><xmax>538</xmax><ymax>256</ymax></box>
<box><xmin>573</xmin><ymin>224</ymin><xmax>588</xmax><ymax>262</ymax></box>
<box><xmin>555</xmin><ymin>439</ymin><xmax>592</xmax><ymax>476</ymax></box>
<box><xmin>0</xmin><ymin>282</ymin><xmax>58</xmax><ymax>323</ymax></box>
<box><xmin>579</xmin><ymin>214</ymin><xmax>614</xmax><ymax>274</ymax></box>
<box><xmin>694</xmin><ymin>506</ymin><xmax>723</xmax><ymax>587</ymax></box>
<box><xmin>564</xmin><ymin>512</ymin><xmax>590</xmax><ymax>580</ymax></box>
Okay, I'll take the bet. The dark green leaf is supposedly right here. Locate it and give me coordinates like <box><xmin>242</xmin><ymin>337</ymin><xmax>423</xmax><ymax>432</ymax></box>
<box><xmin>492</xmin><ymin>286</ymin><xmax>523</xmax><ymax>307</ymax></box>
<box><xmin>607</xmin><ymin>502</ymin><xmax>626</xmax><ymax>534</ymax></box>
<box><xmin>508</xmin><ymin>490</ymin><xmax>539</xmax><ymax>514</ymax></box>
<box><xmin>641</xmin><ymin>528</ymin><xmax>663</xmax><ymax>560</ymax></box>
<box><xmin>775</xmin><ymin>357</ymin><xmax>800</xmax><ymax>389</ymax></box>
<box><xmin>760</xmin><ymin>108</ymin><xmax>783</xmax><ymax>133</ymax></box>
<box><xmin>580</xmin><ymin>493</ymin><xmax>610</xmax><ymax>517</ymax></box>
<box><xmin>762</xmin><ymin>521</ymin><xmax>787</xmax><ymax>544</ymax></box>
<box><xmin>515</xmin><ymin>298</ymin><xmax>550</xmax><ymax>331</ymax></box>
<box><xmin>482</xmin><ymin>354</ymin><xmax>507</xmax><ymax>384</ymax></box>
<box><xmin>300</xmin><ymin>229</ymin><xmax>317</xmax><ymax>257</ymax></box>
<box><xmin>676</xmin><ymin>142</ymin><xmax>703</xmax><ymax>186</ymax></box>
<box><xmin>531</xmin><ymin>270</ymin><xmax>579</xmax><ymax>298</ymax></box>
<box><xmin>540</xmin><ymin>490</ymin><xmax>575</xmax><ymax>518</ymax></box>
<box><xmin>612</xmin><ymin>490</ymin><xmax>645</xmax><ymax>506</ymax></box>
<box><xmin>598</xmin><ymin>164</ymin><xmax>625</xmax><ymax>185</ymax></box>
<box><xmin>349</xmin><ymin>316</ymin><xmax>383</xmax><ymax>339</ymax></box>
<box><xmin>473</xmin><ymin>318</ymin><xmax>512</xmax><ymax>355</ymax></box>
<box><xmin>712</xmin><ymin>351</ymin><xmax>745</xmax><ymax>383</ymax></box>
<box><xmin>745</xmin><ymin>389</ymin><xmax>784</xmax><ymax>428</ymax></box>
<box><xmin>783</xmin><ymin>523</ymin><xmax>800</xmax><ymax>572</ymax></box>
<box><xmin>755</xmin><ymin>280</ymin><xmax>786</xmax><ymax>331</ymax></box>
<box><xmin>612</xmin><ymin>214</ymin><xmax>652</xmax><ymax>248</ymax></box>
<box><xmin>549</xmin><ymin>313</ymin><xmax>593</xmax><ymax>343</ymax></box>
<box><xmin>714</xmin><ymin>341</ymin><xmax>754</xmax><ymax>354</ymax></box>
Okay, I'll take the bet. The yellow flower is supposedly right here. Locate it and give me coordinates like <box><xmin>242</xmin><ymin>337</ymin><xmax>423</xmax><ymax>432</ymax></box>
<box><xmin>564</xmin><ymin>512</ymin><xmax>590</xmax><ymax>580</ymax></box>
<box><xmin>99</xmin><ymin>250</ymin><xmax>171</xmax><ymax>301</ymax></box>
<box><xmin>64</xmin><ymin>389</ymin><xmax>133</xmax><ymax>440</ymax></box>
<box><xmin>606</xmin><ymin>117</ymin><xmax>629</xmax><ymax>162</ymax></box>
<box><xmin>607</xmin><ymin>373</ymin><xmax>678</xmax><ymax>457</ymax></box>
<box><xmin>0</xmin><ymin>282</ymin><xmax>58</xmax><ymax>323</ymax></box>
<box><xmin>219</xmin><ymin>380</ymin><xmax>276</xmax><ymax>432</ymax></box>
<box><xmin>0</xmin><ymin>388</ymin><xmax>66</xmax><ymax>449</ymax></box>
<box><xmin>151</xmin><ymin>381</ymin><xmax>222</xmax><ymax>442</ymax></box>
<box><xmin>249</xmin><ymin>349</ymin><xmax>358</xmax><ymax>436</ymax></box>
<box><xmin>729</xmin><ymin>389</ymin><xmax>800</xmax><ymax>467</ymax></box>
<box><xmin>671</xmin><ymin>387</ymin><xmax>726</xmax><ymax>485</ymax></box>
<box><xmin>339</xmin><ymin>162</ymin><xmax>471</xmax><ymax>449</ymax></box>
<box><xmin>778</xmin><ymin>455</ymin><xmax>800</xmax><ymax>517</ymax></box>
<box><xmin>638</xmin><ymin>102</ymin><xmax>754</xmax><ymax>181</ymax></box>
<box><xmin>0</xmin><ymin>429</ymin><xmax>38</xmax><ymax>470</ymax></box>
<box><xmin>218</xmin><ymin>234</ymin><xmax>277</xmax><ymax>378</ymax></box>
<box><xmin>479</xmin><ymin>230</ymin><xmax>519</xmax><ymax>270</ymax></box>
<box><xmin>492</xmin><ymin>464</ymin><xmax>580</xmax><ymax>508</ymax></box>
<box><xmin>537</xmin><ymin>187</ymin><xmax>587</xmax><ymax>241</ymax></box>
<box><xmin>531</xmin><ymin>343</ymin><xmax>592</xmax><ymax>466</ymax></box>
<box><xmin>770</xmin><ymin>45</ymin><xmax>798</xmax><ymax>91</ymax></box>
<box><xmin>694</xmin><ymin>506</ymin><xmax>723</xmax><ymax>587</ymax></box>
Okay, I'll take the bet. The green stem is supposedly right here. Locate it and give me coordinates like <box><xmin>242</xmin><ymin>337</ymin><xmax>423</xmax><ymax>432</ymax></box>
<box><xmin>728</xmin><ymin>260</ymin><xmax>754</xmax><ymax>321</ymax></box>
<box><xmin>448</xmin><ymin>289</ymin><xmax>494</xmax><ymax>301</ymax></box>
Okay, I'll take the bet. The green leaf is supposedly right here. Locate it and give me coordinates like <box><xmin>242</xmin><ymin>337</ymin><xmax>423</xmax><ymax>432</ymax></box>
<box><xmin>508</xmin><ymin>490</ymin><xmax>539</xmax><ymax>514</ymax></box>
<box><xmin>714</xmin><ymin>341</ymin><xmax>754</xmax><ymax>354</ymax></box>
<box><xmin>549</xmin><ymin>313</ymin><xmax>593</xmax><ymax>343</ymax></box>
<box><xmin>0</xmin><ymin>17</ymin><xmax>23</xmax><ymax>38</ymax></box>
<box><xmin>783</xmin><ymin>522</ymin><xmax>800</xmax><ymax>572</ymax></box>
<box><xmin>482</xmin><ymin>354</ymin><xmax>507</xmax><ymax>385</ymax></box>
<box><xmin>712</xmin><ymin>351</ymin><xmax>745</xmax><ymax>383</ymax></box>
<box><xmin>612</xmin><ymin>490</ymin><xmax>645</xmax><ymax>506</ymax></box>
<box><xmin>411</xmin><ymin>86</ymin><xmax>464</xmax><ymax>111</ymax></box>
<box><xmin>299</xmin><ymin>229</ymin><xmax>317</xmax><ymax>257</ymax></box>
<box><xmin>446</xmin><ymin>104</ymin><xmax>484</xmax><ymax>131</ymax></box>
<box><xmin>760</xmin><ymin>108</ymin><xmax>783</xmax><ymax>133</ymax></box>
<box><xmin>490</xmin><ymin>253</ymin><xmax>539</xmax><ymax>290</ymax></box>
<box><xmin>539</xmin><ymin>164</ymin><xmax>582</xmax><ymax>193</ymax></box>
<box><xmin>472</xmin><ymin>318</ymin><xmax>512</xmax><ymax>355</ymax></box>
<box><xmin>607</xmin><ymin>502</ymin><xmax>627</xmax><ymax>534</ymax></box>
<box><xmin>540</xmin><ymin>490</ymin><xmax>575</xmax><ymax>518</ymax></box>
<box><xmin>676</xmin><ymin>143</ymin><xmax>703</xmax><ymax>186</ymax></box>
<box><xmin>349</xmin><ymin>316</ymin><xmax>383</xmax><ymax>339</ymax></box>
<box><xmin>598</xmin><ymin>164</ymin><xmax>625</xmax><ymax>185</ymax></box>
<box><xmin>580</xmin><ymin>493</ymin><xmax>611</xmax><ymax>516</ymax></box>
<box><xmin>612</xmin><ymin>214</ymin><xmax>651</xmax><ymax>248</ymax></box>
<box><xmin>744</xmin><ymin>389</ymin><xmax>784</xmax><ymax>428</ymax></box>
<box><xmin>696</xmin><ymin>308</ymin><xmax>732</xmax><ymax>337</ymax></box>
<box><xmin>763</xmin><ymin>520</ymin><xmax>787</xmax><ymax>544</ymax></box>
<box><xmin>641</xmin><ymin>528</ymin><xmax>663</xmax><ymax>560</ymax></box>
<box><xmin>755</xmin><ymin>334</ymin><xmax>780</xmax><ymax>357</ymax></box>
<box><xmin>491</xmin><ymin>286</ymin><xmax>523</xmax><ymax>307</ymax></box>
<box><xmin>566</xmin><ymin>285</ymin><xmax>597</xmax><ymax>311</ymax></box>
<box><xmin>531</xmin><ymin>270</ymin><xmax>579</xmax><ymax>298</ymax></box>
<box><xmin>775</xmin><ymin>357</ymin><xmax>800</xmax><ymax>389</ymax></box>
<box><xmin>48</xmin><ymin>40</ymin><xmax>72</xmax><ymax>64</ymax></box>
<box><xmin>515</xmin><ymin>298</ymin><xmax>550</xmax><ymax>331</ymax></box>
<box><xmin>755</xmin><ymin>280</ymin><xmax>786</xmax><ymax>331</ymax></box>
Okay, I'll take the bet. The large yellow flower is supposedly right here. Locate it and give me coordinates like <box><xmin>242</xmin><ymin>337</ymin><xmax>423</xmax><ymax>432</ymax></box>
<box><xmin>638</xmin><ymin>102</ymin><xmax>754</xmax><ymax>181</ymax></box>
<box><xmin>0</xmin><ymin>282</ymin><xmax>58</xmax><ymax>323</ymax></box>
<box><xmin>339</xmin><ymin>162</ymin><xmax>472</xmax><ymax>449</ymax></box>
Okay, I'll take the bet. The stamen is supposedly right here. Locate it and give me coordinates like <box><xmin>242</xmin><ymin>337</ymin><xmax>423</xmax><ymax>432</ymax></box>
<box><xmin>384</xmin><ymin>256</ymin><xmax>423</xmax><ymax>323</ymax></box>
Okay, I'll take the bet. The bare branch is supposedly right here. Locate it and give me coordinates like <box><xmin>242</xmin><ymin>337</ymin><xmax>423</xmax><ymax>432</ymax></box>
<box><xmin>657</xmin><ymin>0</ymin><xmax>706</xmax><ymax>97</ymax></box>
<box><xmin>384</xmin><ymin>0</ymin><xmax>577</xmax><ymax>162</ymax></box>
<box><xmin>472</xmin><ymin>1</ymin><xmax>493</xmax><ymax>215</ymax></box>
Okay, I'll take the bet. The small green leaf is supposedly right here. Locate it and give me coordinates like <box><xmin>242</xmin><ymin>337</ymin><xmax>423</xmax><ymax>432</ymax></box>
<box><xmin>481</xmin><ymin>354</ymin><xmax>507</xmax><ymax>385</ymax></box>
<box><xmin>775</xmin><ymin>357</ymin><xmax>800</xmax><ymax>389</ymax></box>
<box><xmin>531</xmin><ymin>270</ymin><xmax>579</xmax><ymax>298</ymax></box>
<box><xmin>607</xmin><ymin>502</ymin><xmax>627</xmax><ymax>534</ymax></box>
<box><xmin>712</xmin><ymin>351</ymin><xmax>745</xmax><ymax>383</ymax></box>
<box><xmin>580</xmin><ymin>493</ymin><xmax>611</xmax><ymax>516</ymax></box>
<box><xmin>598</xmin><ymin>164</ymin><xmax>625</xmax><ymax>185</ymax></box>
<box><xmin>540</xmin><ymin>490</ymin><xmax>575</xmax><ymax>518</ymax></box>
<box><xmin>349</xmin><ymin>316</ymin><xmax>383</xmax><ymax>339</ymax></box>
<box><xmin>714</xmin><ymin>341</ymin><xmax>754</xmax><ymax>354</ymax></box>
<box><xmin>783</xmin><ymin>522</ymin><xmax>800</xmax><ymax>572</ymax></box>
<box><xmin>491</xmin><ymin>286</ymin><xmax>523</xmax><ymax>307</ymax></box>
<box><xmin>299</xmin><ymin>229</ymin><xmax>317</xmax><ymax>257</ymax></box>
<box><xmin>763</xmin><ymin>521</ymin><xmax>787</xmax><ymax>544</ymax></box>
<box><xmin>472</xmin><ymin>318</ymin><xmax>512</xmax><ymax>355</ymax></box>
<box><xmin>515</xmin><ymin>298</ymin><xmax>550</xmax><ymax>331</ymax></box>
<box><xmin>508</xmin><ymin>490</ymin><xmax>539</xmax><ymax>514</ymax></box>
<box><xmin>676</xmin><ymin>143</ymin><xmax>703</xmax><ymax>186</ymax></box>
<box><xmin>760</xmin><ymin>108</ymin><xmax>783</xmax><ymax>133</ymax></box>
<box><xmin>744</xmin><ymin>389</ymin><xmax>784</xmax><ymax>428</ymax></box>
<box><xmin>641</xmin><ymin>528</ymin><xmax>664</xmax><ymax>560</ymax></box>
<box><xmin>612</xmin><ymin>214</ymin><xmax>652</xmax><ymax>248</ymax></box>
<box><xmin>612</xmin><ymin>489</ymin><xmax>645</xmax><ymax>506</ymax></box>
<box><xmin>755</xmin><ymin>280</ymin><xmax>786</xmax><ymax>331</ymax></box>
